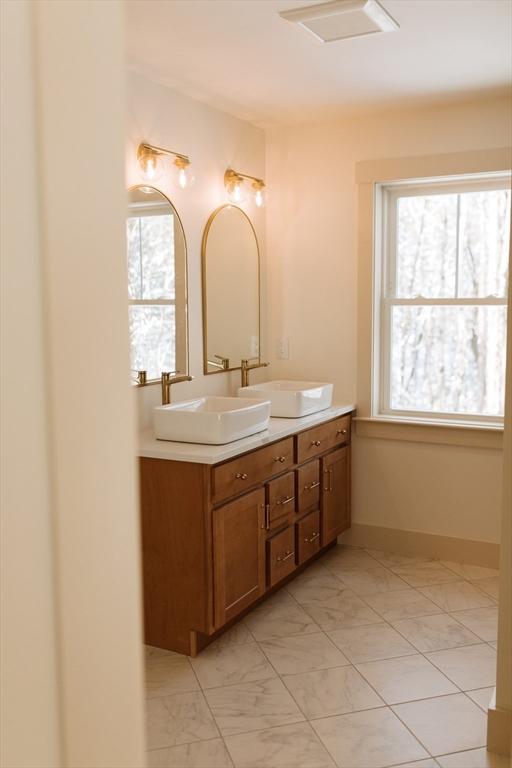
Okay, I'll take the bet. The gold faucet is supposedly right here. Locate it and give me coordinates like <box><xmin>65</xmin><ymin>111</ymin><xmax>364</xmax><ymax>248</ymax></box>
<box><xmin>161</xmin><ymin>371</ymin><xmax>194</xmax><ymax>405</ymax></box>
<box><xmin>240</xmin><ymin>359</ymin><xmax>269</xmax><ymax>388</ymax></box>
<box><xmin>207</xmin><ymin>354</ymin><xmax>230</xmax><ymax>370</ymax></box>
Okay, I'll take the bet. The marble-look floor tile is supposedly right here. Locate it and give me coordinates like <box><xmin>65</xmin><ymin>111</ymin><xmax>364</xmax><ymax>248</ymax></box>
<box><xmin>145</xmin><ymin>645</ymin><xmax>180</xmax><ymax>660</ymax></box>
<box><xmin>437</xmin><ymin>747</ymin><xmax>510</xmax><ymax>768</ymax></box>
<box><xmin>224</xmin><ymin>721</ymin><xmax>335</xmax><ymax>767</ymax></box>
<box><xmin>300</xmin><ymin>590</ymin><xmax>382</xmax><ymax>631</ymax></box>
<box><xmin>321</xmin><ymin>549</ymin><xmax>380</xmax><ymax>575</ymax></box>
<box><xmin>244</xmin><ymin>600</ymin><xmax>319</xmax><ymax>641</ymax></box>
<box><xmin>471</xmin><ymin>577</ymin><xmax>500</xmax><ymax>601</ymax></box>
<box><xmin>365</xmin><ymin>550</ymin><xmax>431</xmax><ymax>569</ymax></box>
<box><xmin>145</xmin><ymin>655</ymin><xmax>199</xmax><ymax>698</ymax></box>
<box><xmin>426</xmin><ymin>643</ymin><xmax>496</xmax><ymax>690</ymax></box>
<box><xmin>147</xmin><ymin>738</ymin><xmax>233</xmax><ymax>767</ymax></box>
<box><xmin>205</xmin><ymin>677</ymin><xmax>304</xmax><ymax>736</ymax></box>
<box><xmin>393</xmin><ymin>693</ymin><xmax>487</xmax><ymax>755</ymax></box>
<box><xmin>390</xmin><ymin>561</ymin><xmax>460</xmax><ymax>587</ymax></box>
<box><xmin>356</xmin><ymin>654</ymin><xmax>457</xmax><ymax>704</ymax></box>
<box><xmin>258</xmin><ymin>632</ymin><xmax>350</xmax><ymax>675</ymax></box>
<box><xmin>335</xmin><ymin>565</ymin><xmax>408</xmax><ymax>595</ymax></box>
<box><xmin>363</xmin><ymin>589</ymin><xmax>440</xmax><ymax>622</ymax></box>
<box><xmin>282</xmin><ymin>665</ymin><xmax>383</xmax><ymax>719</ymax></box>
<box><xmin>285</xmin><ymin>571</ymin><xmax>347</xmax><ymax>605</ymax></box>
<box><xmin>327</xmin><ymin>623</ymin><xmax>416</xmax><ymax>663</ymax></box>
<box><xmin>311</xmin><ymin>706</ymin><xmax>428</xmax><ymax>768</ymax></box>
<box><xmin>211</xmin><ymin>622</ymin><xmax>254</xmax><ymax>648</ymax></box>
<box><xmin>419</xmin><ymin>582</ymin><xmax>494</xmax><ymax>612</ymax></box>
<box><xmin>466</xmin><ymin>686</ymin><xmax>494</xmax><ymax>711</ymax></box>
<box><xmin>146</xmin><ymin>691</ymin><xmax>219</xmax><ymax>750</ymax></box>
<box><xmin>450</xmin><ymin>606</ymin><xmax>499</xmax><ymax>642</ymax></box>
<box><xmin>442</xmin><ymin>562</ymin><xmax>499</xmax><ymax>581</ymax></box>
<box><xmin>392</xmin><ymin>613</ymin><xmax>481</xmax><ymax>652</ymax></box>
<box><xmin>388</xmin><ymin>761</ymin><xmax>439</xmax><ymax>768</ymax></box>
<box><xmin>190</xmin><ymin>642</ymin><xmax>276</xmax><ymax>690</ymax></box>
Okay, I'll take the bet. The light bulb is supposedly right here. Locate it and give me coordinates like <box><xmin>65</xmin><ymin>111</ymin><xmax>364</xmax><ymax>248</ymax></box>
<box><xmin>138</xmin><ymin>150</ymin><xmax>164</xmax><ymax>184</ymax></box>
<box><xmin>178</xmin><ymin>167</ymin><xmax>187</xmax><ymax>189</ymax></box>
<box><xmin>225</xmin><ymin>170</ymin><xmax>246</xmax><ymax>204</ymax></box>
<box><xmin>253</xmin><ymin>182</ymin><xmax>265</xmax><ymax>208</ymax></box>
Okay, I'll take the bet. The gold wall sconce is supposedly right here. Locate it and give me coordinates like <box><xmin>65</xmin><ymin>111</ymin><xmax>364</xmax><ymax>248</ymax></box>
<box><xmin>224</xmin><ymin>168</ymin><xmax>266</xmax><ymax>208</ymax></box>
<box><xmin>137</xmin><ymin>142</ymin><xmax>192</xmax><ymax>190</ymax></box>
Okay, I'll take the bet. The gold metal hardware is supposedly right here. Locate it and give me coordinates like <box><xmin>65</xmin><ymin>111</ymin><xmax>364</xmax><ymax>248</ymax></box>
<box><xmin>311</xmin><ymin>440</ymin><xmax>321</xmax><ymax>447</ymax></box>
<box><xmin>235</xmin><ymin>472</ymin><xmax>248</xmax><ymax>480</ymax></box>
<box><xmin>304</xmin><ymin>480</ymin><xmax>320</xmax><ymax>491</ymax></box>
<box><xmin>276</xmin><ymin>495</ymin><xmax>295</xmax><ymax>506</ymax></box>
<box><xmin>277</xmin><ymin>550</ymin><xmax>294</xmax><ymax>563</ymax></box>
<box><xmin>337</xmin><ymin>428</ymin><xmax>348</xmax><ymax>436</ymax></box>
<box><xmin>264</xmin><ymin>503</ymin><xmax>270</xmax><ymax>530</ymax></box>
<box><xmin>137</xmin><ymin>142</ymin><xmax>191</xmax><ymax>168</ymax></box>
<box><xmin>207</xmin><ymin>354</ymin><xmax>230</xmax><ymax>370</ymax></box>
<box><xmin>161</xmin><ymin>371</ymin><xmax>194</xmax><ymax>405</ymax></box>
<box><xmin>324</xmin><ymin>468</ymin><xmax>333</xmax><ymax>493</ymax></box>
<box><xmin>304</xmin><ymin>532</ymin><xmax>320</xmax><ymax>543</ymax></box>
<box><xmin>273</xmin><ymin>455</ymin><xmax>286</xmax><ymax>463</ymax></box>
<box><xmin>132</xmin><ymin>369</ymin><xmax>147</xmax><ymax>386</ymax></box>
<box><xmin>240</xmin><ymin>358</ymin><xmax>270</xmax><ymax>388</ymax></box>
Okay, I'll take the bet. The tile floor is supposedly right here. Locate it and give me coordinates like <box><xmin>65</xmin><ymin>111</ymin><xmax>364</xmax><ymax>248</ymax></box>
<box><xmin>145</xmin><ymin>545</ymin><xmax>506</xmax><ymax>768</ymax></box>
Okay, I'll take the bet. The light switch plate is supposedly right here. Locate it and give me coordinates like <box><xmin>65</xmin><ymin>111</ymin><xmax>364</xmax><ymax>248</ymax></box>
<box><xmin>276</xmin><ymin>337</ymin><xmax>290</xmax><ymax>360</ymax></box>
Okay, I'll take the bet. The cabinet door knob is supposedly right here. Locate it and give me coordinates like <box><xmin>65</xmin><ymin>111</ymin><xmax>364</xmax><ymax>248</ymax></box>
<box><xmin>336</xmin><ymin>429</ymin><xmax>348</xmax><ymax>436</ymax></box>
<box><xmin>235</xmin><ymin>472</ymin><xmax>248</xmax><ymax>480</ymax></box>
<box><xmin>310</xmin><ymin>440</ymin><xmax>321</xmax><ymax>447</ymax></box>
<box><xmin>273</xmin><ymin>455</ymin><xmax>286</xmax><ymax>463</ymax></box>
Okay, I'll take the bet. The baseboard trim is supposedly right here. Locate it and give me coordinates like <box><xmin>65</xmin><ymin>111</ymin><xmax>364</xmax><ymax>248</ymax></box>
<box><xmin>487</xmin><ymin>692</ymin><xmax>512</xmax><ymax>757</ymax></box>
<box><xmin>340</xmin><ymin>523</ymin><xmax>500</xmax><ymax>568</ymax></box>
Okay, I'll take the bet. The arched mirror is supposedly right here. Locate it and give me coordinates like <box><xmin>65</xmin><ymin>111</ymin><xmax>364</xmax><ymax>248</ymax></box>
<box><xmin>202</xmin><ymin>205</ymin><xmax>260</xmax><ymax>374</ymax></box>
<box><xmin>126</xmin><ymin>185</ymin><xmax>189</xmax><ymax>383</ymax></box>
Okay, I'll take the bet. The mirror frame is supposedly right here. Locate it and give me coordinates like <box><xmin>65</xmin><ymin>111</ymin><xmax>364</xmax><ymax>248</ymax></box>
<box><xmin>127</xmin><ymin>184</ymin><xmax>190</xmax><ymax>386</ymax></box>
<box><xmin>201</xmin><ymin>204</ymin><xmax>261</xmax><ymax>375</ymax></box>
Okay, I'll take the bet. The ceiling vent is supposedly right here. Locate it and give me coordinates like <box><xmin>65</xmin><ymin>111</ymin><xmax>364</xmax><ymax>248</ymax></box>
<box><xmin>279</xmin><ymin>0</ymin><xmax>399</xmax><ymax>43</ymax></box>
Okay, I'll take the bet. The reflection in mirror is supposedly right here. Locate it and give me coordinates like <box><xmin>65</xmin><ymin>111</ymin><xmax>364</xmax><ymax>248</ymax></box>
<box><xmin>127</xmin><ymin>186</ymin><xmax>188</xmax><ymax>383</ymax></box>
<box><xmin>202</xmin><ymin>205</ymin><xmax>260</xmax><ymax>374</ymax></box>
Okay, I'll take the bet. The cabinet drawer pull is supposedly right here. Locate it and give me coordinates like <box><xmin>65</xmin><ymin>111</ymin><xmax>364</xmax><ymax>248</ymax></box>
<box><xmin>235</xmin><ymin>472</ymin><xmax>248</xmax><ymax>480</ymax></box>
<box><xmin>304</xmin><ymin>531</ymin><xmax>320</xmax><ymax>543</ymax></box>
<box><xmin>310</xmin><ymin>440</ymin><xmax>321</xmax><ymax>447</ymax></box>
<box><xmin>276</xmin><ymin>495</ymin><xmax>295</xmax><ymax>506</ymax></box>
<box><xmin>336</xmin><ymin>428</ymin><xmax>348</xmax><ymax>436</ymax></box>
<box><xmin>273</xmin><ymin>455</ymin><xmax>286</xmax><ymax>463</ymax></box>
<box><xmin>277</xmin><ymin>550</ymin><xmax>295</xmax><ymax>563</ymax></box>
<box><xmin>324</xmin><ymin>468</ymin><xmax>333</xmax><ymax>492</ymax></box>
<box><xmin>304</xmin><ymin>480</ymin><xmax>320</xmax><ymax>491</ymax></box>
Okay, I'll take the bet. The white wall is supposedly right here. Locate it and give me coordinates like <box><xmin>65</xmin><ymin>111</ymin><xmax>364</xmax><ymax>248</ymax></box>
<box><xmin>126</xmin><ymin>72</ymin><xmax>267</xmax><ymax>428</ymax></box>
<box><xmin>266</xmin><ymin>95</ymin><xmax>511</xmax><ymax>546</ymax></box>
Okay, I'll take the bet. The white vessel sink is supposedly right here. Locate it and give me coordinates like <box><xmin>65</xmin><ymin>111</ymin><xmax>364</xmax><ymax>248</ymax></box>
<box><xmin>154</xmin><ymin>396</ymin><xmax>271</xmax><ymax>445</ymax></box>
<box><xmin>238</xmin><ymin>380</ymin><xmax>333</xmax><ymax>418</ymax></box>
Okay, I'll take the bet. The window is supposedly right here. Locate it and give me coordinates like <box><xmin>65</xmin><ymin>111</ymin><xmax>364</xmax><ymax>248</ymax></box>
<box><xmin>375</xmin><ymin>173</ymin><xmax>511</xmax><ymax>425</ymax></box>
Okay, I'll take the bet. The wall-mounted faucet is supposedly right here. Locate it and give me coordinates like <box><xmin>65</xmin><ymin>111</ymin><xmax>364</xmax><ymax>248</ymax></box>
<box><xmin>240</xmin><ymin>358</ymin><xmax>269</xmax><ymax>388</ymax></box>
<box><xmin>207</xmin><ymin>354</ymin><xmax>230</xmax><ymax>370</ymax></box>
<box><xmin>161</xmin><ymin>371</ymin><xmax>194</xmax><ymax>405</ymax></box>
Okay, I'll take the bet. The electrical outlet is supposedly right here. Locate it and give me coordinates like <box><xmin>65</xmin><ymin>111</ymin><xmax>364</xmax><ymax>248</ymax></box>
<box><xmin>276</xmin><ymin>337</ymin><xmax>289</xmax><ymax>360</ymax></box>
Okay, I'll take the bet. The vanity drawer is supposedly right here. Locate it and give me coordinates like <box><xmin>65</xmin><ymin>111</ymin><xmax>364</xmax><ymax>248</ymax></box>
<box><xmin>296</xmin><ymin>415</ymin><xmax>351</xmax><ymax>464</ymax></box>
<box><xmin>267</xmin><ymin>526</ymin><xmax>296</xmax><ymax>588</ymax></box>
<box><xmin>267</xmin><ymin>471</ymin><xmax>296</xmax><ymax>529</ymax></box>
<box><xmin>212</xmin><ymin>438</ymin><xmax>294</xmax><ymax>504</ymax></box>
<box><xmin>296</xmin><ymin>510</ymin><xmax>321</xmax><ymax>565</ymax></box>
<box><xmin>297</xmin><ymin>460</ymin><xmax>320</xmax><ymax>513</ymax></box>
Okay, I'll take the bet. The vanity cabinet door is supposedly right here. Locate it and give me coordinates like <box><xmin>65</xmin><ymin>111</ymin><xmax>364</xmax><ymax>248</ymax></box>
<box><xmin>212</xmin><ymin>488</ymin><xmax>266</xmax><ymax>628</ymax></box>
<box><xmin>321</xmin><ymin>446</ymin><xmax>350</xmax><ymax>545</ymax></box>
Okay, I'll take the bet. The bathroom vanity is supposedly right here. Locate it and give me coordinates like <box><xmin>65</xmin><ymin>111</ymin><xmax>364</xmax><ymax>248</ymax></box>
<box><xmin>138</xmin><ymin>404</ymin><xmax>354</xmax><ymax>656</ymax></box>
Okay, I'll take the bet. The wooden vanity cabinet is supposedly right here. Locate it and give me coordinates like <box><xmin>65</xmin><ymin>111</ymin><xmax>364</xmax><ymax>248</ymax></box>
<box><xmin>139</xmin><ymin>411</ymin><xmax>352</xmax><ymax>656</ymax></box>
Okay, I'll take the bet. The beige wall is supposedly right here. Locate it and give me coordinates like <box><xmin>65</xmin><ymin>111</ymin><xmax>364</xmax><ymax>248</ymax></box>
<box><xmin>126</xmin><ymin>72</ymin><xmax>267</xmax><ymax>427</ymax></box>
<box><xmin>1</xmin><ymin>2</ymin><xmax>146</xmax><ymax>766</ymax></box>
<box><xmin>266</xmin><ymin>95</ymin><xmax>512</xmax><ymax>546</ymax></box>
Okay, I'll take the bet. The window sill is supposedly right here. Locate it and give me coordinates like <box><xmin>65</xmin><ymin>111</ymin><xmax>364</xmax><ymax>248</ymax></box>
<box><xmin>354</xmin><ymin>416</ymin><xmax>503</xmax><ymax>449</ymax></box>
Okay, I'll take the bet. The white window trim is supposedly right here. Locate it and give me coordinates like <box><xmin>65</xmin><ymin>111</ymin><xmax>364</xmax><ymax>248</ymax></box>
<box><xmin>373</xmin><ymin>171</ymin><xmax>511</xmax><ymax>428</ymax></box>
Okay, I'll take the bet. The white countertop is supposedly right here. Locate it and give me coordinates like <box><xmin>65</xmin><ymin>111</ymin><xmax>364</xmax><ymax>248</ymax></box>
<box><xmin>138</xmin><ymin>403</ymin><xmax>356</xmax><ymax>465</ymax></box>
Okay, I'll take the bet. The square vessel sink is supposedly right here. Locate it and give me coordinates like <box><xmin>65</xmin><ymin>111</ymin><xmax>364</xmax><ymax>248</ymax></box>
<box><xmin>238</xmin><ymin>380</ymin><xmax>333</xmax><ymax>418</ymax></box>
<box><xmin>154</xmin><ymin>396</ymin><xmax>271</xmax><ymax>445</ymax></box>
